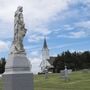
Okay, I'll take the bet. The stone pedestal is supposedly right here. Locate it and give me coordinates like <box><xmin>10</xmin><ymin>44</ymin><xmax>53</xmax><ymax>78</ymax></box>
<box><xmin>4</xmin><ymin>54</ymin><xmax>31</xmax><ymax>72</ymax></box>
<box><xmin>3</xmin><ymin>54</ymin><xmax>34</xmax><ymax>90</ymax></box>
<box><xmin>3</xmin><ymin>72</ymin><xmax>33</xmax><ymax>90</ymax></box>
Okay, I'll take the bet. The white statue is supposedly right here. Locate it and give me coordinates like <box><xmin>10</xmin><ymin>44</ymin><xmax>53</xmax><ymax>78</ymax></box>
<box><xmin>10</xmin><ymin>6</ymin><xmax>27</xmax><ymax>54</ymax></box>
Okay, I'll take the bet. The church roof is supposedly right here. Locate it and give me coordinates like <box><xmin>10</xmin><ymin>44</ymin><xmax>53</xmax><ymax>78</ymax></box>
<box><xmin>48</xmin><ymin>57</ymin><xmax>56</xmax><ymax>65</ymax></box>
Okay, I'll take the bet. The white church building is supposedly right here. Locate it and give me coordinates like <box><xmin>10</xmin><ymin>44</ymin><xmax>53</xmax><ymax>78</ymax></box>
<box><xmin>40</xmin><ymin>37</ymin><xmax>53</xmax><ymax>73</ymax></box>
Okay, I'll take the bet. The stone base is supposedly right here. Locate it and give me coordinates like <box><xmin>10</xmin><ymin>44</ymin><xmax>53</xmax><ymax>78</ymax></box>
<box><xmin>3</xmin><ymin>72</ymin><xmax>33</xmax><ymax>90</ymax></box>
<box><xmin>5</xmin><ymin>54</ymin><xmax>31</xmax><ymax>72</ymax></box>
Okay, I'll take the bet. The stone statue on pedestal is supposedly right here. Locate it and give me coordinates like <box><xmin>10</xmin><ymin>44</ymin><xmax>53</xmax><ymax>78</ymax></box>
<box><xmin>3</xmin><ymin>6</ymin><xmax>33</xmax><ymax>90</ymax></box>
<box><xmin>10</xmin><ymin>6</ymin><xmax>27</xmax><ymax>54</ymax></box>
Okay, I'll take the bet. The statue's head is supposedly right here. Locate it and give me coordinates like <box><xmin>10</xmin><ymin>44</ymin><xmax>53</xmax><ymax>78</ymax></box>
<box><xmin>17</xmin><ymin>6</ymin><xmax>23</xmax><ymax>12</ymax></box>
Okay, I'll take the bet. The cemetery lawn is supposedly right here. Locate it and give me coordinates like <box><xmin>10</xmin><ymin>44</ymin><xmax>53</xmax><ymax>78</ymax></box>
<box><xmin>0</xmin><ymin>71</ymin><xmax>90</xmax><ymax>90</ymax></box>
<box><xmin>0</xmin><ymin>79</ymin><xmax>3</xmax><ymax>90</ymax></box>
<box><xmin>34</xmin><ymin>71</ymin><xmax>90</xmax><ymax>90</ymax></box>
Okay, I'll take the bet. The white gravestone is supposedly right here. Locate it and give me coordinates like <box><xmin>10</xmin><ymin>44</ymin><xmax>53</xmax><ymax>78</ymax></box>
<box><xmin>64</xmin><ymin>66</ymin><xmax>68</xmax><ymax>81</ymax></box>
<box><xmin>60</xmin><ymin>66</ymin><xmax>72</xmax><ymax>81</ymax></box>
<box><xmin>45</xmin><ymin>68</ymin><xmax>48</xmax><ymax>79</ymax></box>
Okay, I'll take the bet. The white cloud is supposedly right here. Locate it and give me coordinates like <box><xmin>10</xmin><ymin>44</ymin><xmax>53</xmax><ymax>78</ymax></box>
<box><xmin>53</xmin><ymin>24</ymin><xmax>74</xmax><ymax>35</ymax></box>
<box><xmin>0</xmin><ymin>0</ymin><xmax>23</xmax><ymax>22</ymax></box>
<box><xmin>29</xmin><ymin>57</ymin><xmax>42</xmax><ymax>74</ymax></box>
<box><xmin>24</xmin><ymin>0</ymin><xmax>71</xmax><ymax>26</ymax></box>
<box><xmin>73</xmin><ymin>21</ymin><xmax>90</xmax><ymax>37</ymax></box>
<box><xmin>32</xmin><ymin>27</ymin><xmax>51</xmax><ymax>35</ymax></box>
<box><xmin>58</xmin><ymin>31</ymin><xmax>86</xmax><ymax>39</ymax></box>
<box><xmin>63</xmin><ymin>25</ymin><xmax>74</xmax><ymax>31</ymax></box>
<box><xmin>25</xmin><ymin>45</ymin><xmax>40</xmax><ymax>51</ymax></box>
<box><xmin>30</xmin><ymin>51</ymin><xmax>41</xmax><ymax>57</ymax></box>
<box><xmin>0</xmin><ymin>40</ymin><xmax>10</xmax><ymax>52</ymax></box>
<box><xmin>28</xmin><ymin>34</ymin><xmax>44</xmax><ymax>42</ymax></box>
<box><xmin>69</xmin><ymin>31</ymin><xmax>86</xmax><ymax>38</ymax></box>
<box><xmin>50</xmin><ymin>43</ymin><xmax>72</xmax><ymax>50</ymax></box>
<box><xmin>2</xmin><ymin>0</ymin><xmax>89</xmax><ymax>41</ymax></box>
<box><xmin>75</xmin><ymin>21</ymin><xmax>90</xmax><ymax>29</ymax></box>
<box><xmin>28</xmin><ymin>27</ymin><xmax>51</xmax><ymax>42</ymax></box>
<box><xmin>0</xmin><ymin>22</ymin><xmax>13</xmax><ymax>39</ymax></box>
<box><xmin>0</xmin><ymin>0</ymin><xmax>72</xmax><ymax>42</ymax></box>
<box><xmin>27</xmin><ymin>50</ymin><xmax>42</xmax><ymax>74</ymax></box>
<box><xmin>0</xmin><ymin>0</ymin><xmax>71</xmax><ymax>24</ymax></box>
<box><xmin>57</xmin><ymin>20</ymin><xmax>90</xmax><ymax>39</ymax></box>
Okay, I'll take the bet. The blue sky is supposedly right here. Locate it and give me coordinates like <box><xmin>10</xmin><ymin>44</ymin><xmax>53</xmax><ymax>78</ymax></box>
<box><xmin>0</xmin><ymin>0</ymin><xmax>90</xmax><ymax>73</ymax></box>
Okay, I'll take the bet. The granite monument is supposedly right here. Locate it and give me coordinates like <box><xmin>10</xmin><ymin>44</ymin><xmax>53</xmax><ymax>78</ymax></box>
<box><xmin>3</xmin><ymin>6</ymin><xmax>33</xmax><ymax>90</ymax></box>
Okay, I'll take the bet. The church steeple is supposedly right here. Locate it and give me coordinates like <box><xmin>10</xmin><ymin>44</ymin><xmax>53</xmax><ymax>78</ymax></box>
<box><xmin>40</xmin><ymin>37</ymin><xmax>51</xmax><ymax>72</ymax></box>
<box><xmin>43</xmin><ymin>37</ymin><xmax>48</xmax><ymax>49</ymax></box>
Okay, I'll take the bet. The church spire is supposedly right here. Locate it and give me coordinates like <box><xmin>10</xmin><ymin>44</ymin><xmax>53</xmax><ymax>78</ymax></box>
<box><xmin>43</xmin><ymin>37</ymin><xmax>48</xmax><ymax>49</ymax></box>
<box><xmin>40</xmin><ymin>36</ymin><xmax>51</xmax><ymax>72</ymax></box>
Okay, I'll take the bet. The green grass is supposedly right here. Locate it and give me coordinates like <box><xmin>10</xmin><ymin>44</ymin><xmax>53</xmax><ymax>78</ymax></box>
<box><xmin>34</xmin><ymin>71</ymin><xmax>90</xmax><ymax>90</ymax></box>
<box><xmin>0</xmin><ymin>71</ymin><xmax>90</xmax><ymax>90</ymax></box>
<box><xmin>0</xmin><ymin>79</ymin><xmax>3</xmax><ymax>90</ymax></box>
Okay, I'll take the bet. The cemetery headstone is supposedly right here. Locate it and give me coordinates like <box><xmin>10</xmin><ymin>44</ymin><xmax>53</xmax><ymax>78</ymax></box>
<box><xmin>64</xmin><ymin>66</ymin><xmax>68</xmax><ymax>81</ymax></box>
<box><xmin>60</xmin><ymin>66</ymin><xmax>72</xmax><ymax>81</ymax></box>
<box><xmin>45</xmin><ymin>68</ymin><xmax>48</xmax><ymax>79</ymax></box>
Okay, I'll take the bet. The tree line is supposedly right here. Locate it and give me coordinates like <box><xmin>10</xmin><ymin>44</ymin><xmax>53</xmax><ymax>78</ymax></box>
<box><xmin>0</xmin><ymin>57</ymin><xmax>6</xmax><ymax>74</ymax></box>
<box><xmin>53</xmin><ymin>51</ymin><xmax>90</xmax><ymax>73</ymax></box>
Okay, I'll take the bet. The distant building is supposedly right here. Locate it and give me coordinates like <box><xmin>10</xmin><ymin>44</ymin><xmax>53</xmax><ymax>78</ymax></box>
<box><xmin>47</xmin><ymin>57</ymin><xmax>56</xmax><ymax>72</ymax></box>
<box><xmin>40</xmin><ymin>37</ymin><xmax>53</xmax><ymax>73</ymax></box>
<box><xmin>40</xmin><ymin>37</ymin><xmax>56</xmax><ymax>73</ymax></box>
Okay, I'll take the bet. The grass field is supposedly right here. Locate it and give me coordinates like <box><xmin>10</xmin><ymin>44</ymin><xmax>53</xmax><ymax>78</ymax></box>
<box><xmin>34</xmin><ymin>71</ymin><xmax>90</xmax><ymax>90</ymax></box>
<box><xmin>0</xmin><ymin>71</ymin><xmax>90</xmax><ymax>90</ymax></box>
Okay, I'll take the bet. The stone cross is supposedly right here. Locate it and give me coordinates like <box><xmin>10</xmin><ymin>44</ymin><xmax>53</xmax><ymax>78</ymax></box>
<box><xmin>64</xmin><ymin>66</ymin><xmax>68</xmax><ymax>81</ymax></box>
<box><xmin>45</xmin><ymin>68</ymin><xmax>48</xmax><ymax>79</ymax></box>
